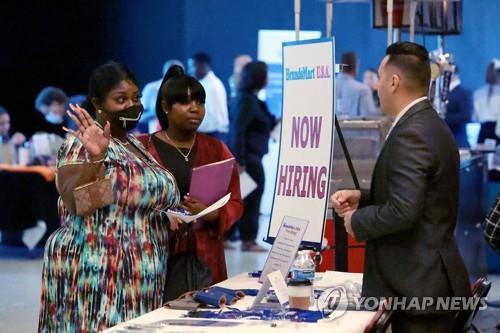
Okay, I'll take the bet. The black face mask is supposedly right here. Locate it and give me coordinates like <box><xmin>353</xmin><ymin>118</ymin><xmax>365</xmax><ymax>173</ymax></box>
<box><xmin>103</xmin><ymin>104</ymin><xmax>143</xmax><ymax>131</ymax></box>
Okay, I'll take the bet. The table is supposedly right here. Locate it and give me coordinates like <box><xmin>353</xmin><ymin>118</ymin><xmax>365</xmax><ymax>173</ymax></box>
<box><xmin>0</xmin><ymin>165</ymin><xmax>59</xmax><ymax>246</ymax></box>
<box><xmin>104</xmin><ymin>272</ymin><xmax>377</xmax><ymax>333</ymax></box>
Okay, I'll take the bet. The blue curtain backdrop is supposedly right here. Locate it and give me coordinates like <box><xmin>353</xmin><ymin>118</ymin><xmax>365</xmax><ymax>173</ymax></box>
<box><xmin>119</xmin><ymin>0</ymin><xmax>500</xmax><ymax>115</ymax></box>
<box><xmin>0</xmin><ymin>0</ymin><xmax>499</xmax><ymax>133</ymax></box>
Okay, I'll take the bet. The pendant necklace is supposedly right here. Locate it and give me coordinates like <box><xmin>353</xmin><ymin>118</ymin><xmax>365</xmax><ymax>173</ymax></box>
<box><xmin>163</xmin><ymin>131</ymin><xmax>194</xmax><ymax>162</ymax></box>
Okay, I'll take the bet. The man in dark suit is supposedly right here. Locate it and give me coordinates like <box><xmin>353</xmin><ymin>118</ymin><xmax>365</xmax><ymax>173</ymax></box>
<box><xmin>331</xmin><ymin>42</ymin><xmax>470</xmax><ymax>332</ymax></box>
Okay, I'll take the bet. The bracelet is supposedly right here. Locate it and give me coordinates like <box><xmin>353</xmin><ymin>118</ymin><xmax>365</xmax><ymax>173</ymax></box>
<box><xmin>86</xmin><ymin>151</ymin><xmax>107</xmax><ymax>164</ymax></box>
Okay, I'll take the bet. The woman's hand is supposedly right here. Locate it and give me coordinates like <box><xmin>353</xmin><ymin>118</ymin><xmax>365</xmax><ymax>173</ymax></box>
<box><xmin>64</xmin><ymin>104</ymin><xmax>111</xmax><ymax>160</ymax></box>
<box><xmin>181</xmin><ymin>195</ymin><xmax>219</xmax><ymax>222</ymax></box>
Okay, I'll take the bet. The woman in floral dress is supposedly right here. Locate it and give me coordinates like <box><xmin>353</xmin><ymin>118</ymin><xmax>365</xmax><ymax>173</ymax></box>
<box><xmin>38</xmin><ymin>62</ymin><xmax>179</xmax><ymax>332</ymax></box>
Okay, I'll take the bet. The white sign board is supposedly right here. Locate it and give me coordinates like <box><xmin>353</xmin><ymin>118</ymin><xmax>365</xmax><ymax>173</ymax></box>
<box><xmin>266</xmin><ymin>38</ymin><xmax>335</xmax><ymax>249</ymax></box>
<box><xmin>252</xmin><ymin>216</ymin><xmax>308</xmax><ymax>307</ymax></box>
<box><xmin>259</xmin><ymin>216</ymin><xmax>309</xmax><ymax>283</ymax></box>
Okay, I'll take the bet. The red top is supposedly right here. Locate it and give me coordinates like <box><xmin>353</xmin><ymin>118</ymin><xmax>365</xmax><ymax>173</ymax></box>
<box><xmin>137</xmin><ymin>132</ymin><xmax>244</xmax><ymax>284</ymax></box>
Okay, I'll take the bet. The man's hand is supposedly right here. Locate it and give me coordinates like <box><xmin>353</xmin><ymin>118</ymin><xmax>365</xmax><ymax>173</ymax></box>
<box><xmin>331</xmin><ymin>190</ymin><xmax>361</xmax><ymax>216</ymax></box>
<box><xmin>343</xmin><ymin>210</ymin><xmax>355</xmax><ymax>238</ymax></box>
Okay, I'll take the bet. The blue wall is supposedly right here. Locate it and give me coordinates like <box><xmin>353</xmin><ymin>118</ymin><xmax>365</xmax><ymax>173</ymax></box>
<box><xmin>106</xmin><ymin>1</ymin><xmax>186</xmax><ymax>85</ymax></box>
<box><xmin>1</xmin><ymin>0</ymin><xmax>498</xmax><ymax>136</ymax></box>
<box><xmin>166</xmin><ymin>0</ymin><xmax>499</xmax><ymax>98</ymax></box>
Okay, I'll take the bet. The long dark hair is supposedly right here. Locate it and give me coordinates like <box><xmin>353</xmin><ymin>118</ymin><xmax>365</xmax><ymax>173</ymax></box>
<box><xmin>155</xmin><ymin>64</ymin><xmax>185</xmax><ymax>129</ymax></box>
<box><xmin>82</xmin><ymin>61</ymin><xmax>138</xmax><ymax>117</ymax></box>
<box><xmin>486</xmin><ymin>61</ymin><xmax>500</xmax><ymax>102</ymax></box>
<box><xmin>155</xmin><ymin>65</ymin><xmax>206</xmax><ymax>130</ymax></box>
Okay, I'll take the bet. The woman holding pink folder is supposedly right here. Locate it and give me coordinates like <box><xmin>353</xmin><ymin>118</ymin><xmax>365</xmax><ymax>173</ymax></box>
<box><xmin>137</xmin><ymin>65</ymin><xmax>243</xmax><ymax>285</ymax></box>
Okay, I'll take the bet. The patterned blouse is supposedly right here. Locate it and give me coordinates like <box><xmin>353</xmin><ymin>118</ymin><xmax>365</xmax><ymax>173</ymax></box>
<box><xmin>38</xmin><ymin>135</ymin><xmax>179</xmax><ymax>332</ymax></box>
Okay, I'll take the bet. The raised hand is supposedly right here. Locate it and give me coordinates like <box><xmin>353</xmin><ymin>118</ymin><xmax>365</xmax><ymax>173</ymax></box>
<box><xmin>64</xmin><ymin>104</ymin><xmax>111</xmax><ymax>160</ymax></box>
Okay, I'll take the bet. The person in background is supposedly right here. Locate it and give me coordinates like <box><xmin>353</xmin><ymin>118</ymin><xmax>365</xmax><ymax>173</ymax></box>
<box><xmin>0</xmin><ymin>106</ymin><xmax>26</xmax><ymax>146</ymax></box>
<box><xmin>445</xmin><ymin>65</ymin><xmax>473</xmax><ymax>148</ymax></box>
<box><xmin>188</xmin><ymin>52</ymin><xmax>229</xmax><ymax>142</ymax></box>
<box><xmin>336</xmin><ymin>52</ymin><xmax>377</xmax><ymax>118</ymax></box>
<box><xmin>67</xmin><ymin>94</ymin><xmax>87</xmax><ymax>131</ymax></box>
<box><xmin>474</xmin><ymin>58</ymin><xmax>500</xmax><ymax>144</ymax></box>
<box><xmin>34</xmin><ymin>86</ymin><xmax>68</xmax><ymax>137</ymax></box>
<box><xmin>229</xmin><ymin>61</ymin><xmax>277</xmax><ymax>252</ymax></box>
<box><xmin>0</xmin><ymin>106</ymin><xmax>26</xmax><ymax>164</ymax></box>
<box><xmin>228</xmin><ymin>54</ymin><xmax>253</xmax><ymax>101</ymax></box>
<box><xmin>138</xmin><ymin>65</ymin><xmax>243</xmax><ymax>284</ymax></box>
<box><xmin>140</xmin><ymin>59</ymin><xmax>184</xmax><ymax>133</ymax></box>
<box><xmin>363</xmin><ymin>68</ymin><xmax>381</xmax><ymax>112</ymax></box>
<box><xmin>38</xmin><ymin>61</ymin><xmax>179</xmax><ymax>332</ymax></box>
<box><xmin>331</xmin><ymin>42</ymin><xmax>470</xmax><ymax>332</ymax></box>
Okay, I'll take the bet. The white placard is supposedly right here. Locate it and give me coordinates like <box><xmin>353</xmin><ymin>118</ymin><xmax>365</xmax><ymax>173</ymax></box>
<box><xmin>267</xmin><ymin>270</ymin><xmax>289</xmax><ymax>306</ymax></box>
<box><xmin>259</xmin><ymin>216</ymin><xmax>309</xmax><ymax>283</ymax></box>
<box><xmin>252</xmin><ymin>216</ymin><xmax>308</xmax><ymax>307</ymax></box>
<box><xmin>267</xmin><ymin>38</ymin><xmax>335</xmax><ymax>248</ymax></box>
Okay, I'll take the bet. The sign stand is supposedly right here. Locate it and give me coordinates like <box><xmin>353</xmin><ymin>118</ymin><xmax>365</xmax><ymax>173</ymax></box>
<box><xmin>292</xmin><ymin>0</ymin><xmax>361</xmax><ymax>271</ymax></box>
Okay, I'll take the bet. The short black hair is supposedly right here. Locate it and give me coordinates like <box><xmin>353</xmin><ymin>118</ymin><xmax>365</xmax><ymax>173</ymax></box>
<box><xmin>84</xmin><ymin>61</ymin><xmax>138</xmax><ymax>116</ymax></box>
<box><xmin>385</xmin><ymin>42</ymin><xmax>430</xmax><ymax>94</ymax></box>
<box><xmin>34</xmin><ymin>86</ymin><xmax>68</xmax><ymax>110</ymax></box>
<box><xmin>191</xmin><ymin>52</ymin><xmax>211</xmax><ymax>66</ymax></box>
<box><xmin>156</xmin><ymin>67</ymin><xmax>206</xmax><ymax>130</ymax></box>
<box><xmin>238</xmin><ymin>61</ymin><xmax>268</xmax><ymax>92</ymax></box>
<box><xmin>341</xmin><ymin>52</ymin><xmax>358</xmax><ymax>73</ymax></box>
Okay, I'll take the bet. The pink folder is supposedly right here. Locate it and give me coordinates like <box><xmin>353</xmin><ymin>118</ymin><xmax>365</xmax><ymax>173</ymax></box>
<box><xmin>189</xmin><ymin>157</ymin><xmax>236</xmax><ymax>205</ymax></box>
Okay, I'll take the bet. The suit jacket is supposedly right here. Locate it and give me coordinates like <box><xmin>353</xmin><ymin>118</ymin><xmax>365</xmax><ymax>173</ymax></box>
<box><xmin>352</xmin><ymin>99</ymin><xmax>470</xmax><ymax>307</ymax></box>
<box><xmin>137</xmin><ymin>133</ymin><xmax>244</xmax><ymax>284</ymax></box>
<box><xmin>445</xmin><ymin>84</ymin><xmax>473</xmax><ymax>148</ymax></box>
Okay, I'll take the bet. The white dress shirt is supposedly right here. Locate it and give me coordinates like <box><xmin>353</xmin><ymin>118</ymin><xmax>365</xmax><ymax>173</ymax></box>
<box><xmin>386</xmin><ymin>96</ymin><xmax>428</xmax><ymax>138</ymax></box>
<box><xmin>198</xmin><ymin>71</ymin><xmax>229</xmax><ymax>133</ymax></box>
<box><xmin>473</xmin><ymin>84</ymin><xmax>500</xmax><ymax>123</ymax></box>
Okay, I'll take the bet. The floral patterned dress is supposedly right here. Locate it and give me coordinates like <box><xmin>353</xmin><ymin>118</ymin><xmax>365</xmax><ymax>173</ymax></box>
<box><xmin>38</xmin><ymin>135</ymin><xmax>179</xmax><ymax>333</ymax></box>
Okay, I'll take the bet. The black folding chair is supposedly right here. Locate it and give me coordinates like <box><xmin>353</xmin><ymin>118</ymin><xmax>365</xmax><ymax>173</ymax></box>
<box><xmin>453</xmin><ymin>277</ymin><xmax>492</xmax><ymax>333</ymax></box>
<box><xmin>364</xmin><ymin>300</ymin><xmax>394</xmax><ymax>333</ymax></box>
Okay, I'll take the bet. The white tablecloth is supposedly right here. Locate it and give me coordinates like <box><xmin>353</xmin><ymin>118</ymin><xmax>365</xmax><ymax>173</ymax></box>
<box><xmin>104</xmin><ymin>272</ymin><xmax>376</xmax><ymax>333</ymax></box>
